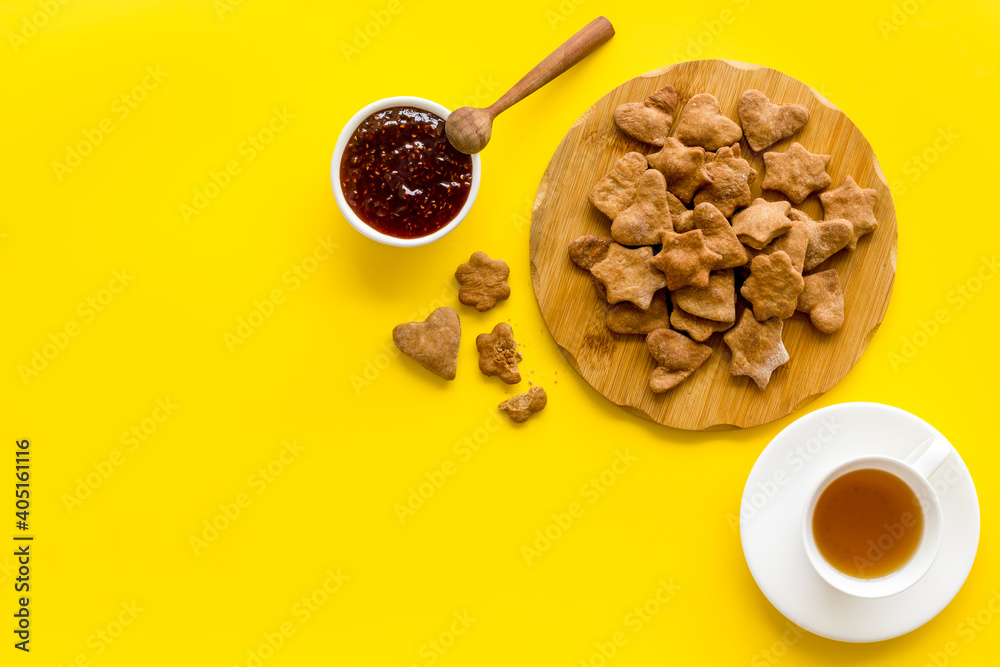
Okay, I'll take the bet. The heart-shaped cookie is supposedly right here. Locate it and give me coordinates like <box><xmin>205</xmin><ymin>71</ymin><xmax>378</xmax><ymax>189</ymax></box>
<box><xmin>674</xmin><ymin>93</ymin><xmax>742</xmax><ymax>152</ymax></box>
<box><xmin>392</xmin><ymin>306</ymin><xmax>461</xmax><ymax>380</ymax></box>
<box><xmin>613</xmin><ymin>85</ymin><xmax>678</xmax><ymax>146</ymax></box>
<box><xmin>738</xmin><ymin>89</ymin><xmax>810</xmax><ymax>153</ymax></box>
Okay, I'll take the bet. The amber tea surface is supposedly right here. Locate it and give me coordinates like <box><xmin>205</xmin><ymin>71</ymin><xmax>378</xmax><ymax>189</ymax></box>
<box><xmin>812</xmin><ymin>468</ymin><xmax>924</xmax><ymax>578</ymax></box>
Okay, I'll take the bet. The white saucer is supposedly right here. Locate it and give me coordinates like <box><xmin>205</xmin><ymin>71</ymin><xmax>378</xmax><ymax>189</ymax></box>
<box><xmin>740</xmin><ymin>402</ymin><xmax>980</xmax><ymax>642</ymax></box>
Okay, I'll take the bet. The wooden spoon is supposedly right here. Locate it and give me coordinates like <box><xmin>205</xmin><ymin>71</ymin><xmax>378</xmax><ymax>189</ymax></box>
<box><xmin>445</xmin><ymin>16</ymin><xmax>615</xmax><ymax>155</ymax></box>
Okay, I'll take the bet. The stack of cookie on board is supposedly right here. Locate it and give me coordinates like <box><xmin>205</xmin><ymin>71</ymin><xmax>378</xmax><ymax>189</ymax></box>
<box><xmin>570</xmin><ymin>86</ymin><xmax>880</xmax><ymax>392</ymax></box>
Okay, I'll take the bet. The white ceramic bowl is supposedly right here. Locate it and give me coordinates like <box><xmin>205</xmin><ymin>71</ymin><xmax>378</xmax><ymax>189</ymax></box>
<box><xmin>331</xmin><ymin>96</ymin><xmax>481</xmax><ymax>247</ymax></box>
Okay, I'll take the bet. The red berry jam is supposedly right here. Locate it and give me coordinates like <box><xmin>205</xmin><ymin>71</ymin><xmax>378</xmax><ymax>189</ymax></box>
<box><xmin>340</xmin><ymin>106</ymin><xmax>473</xmax><ymax>239</ymax></box>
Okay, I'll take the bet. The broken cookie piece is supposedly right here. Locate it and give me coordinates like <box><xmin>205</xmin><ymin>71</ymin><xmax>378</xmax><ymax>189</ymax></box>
<box><xmin>499</xmin><ymin>386</ymin><xmax>547</xmax><ymax>423</ymax></box>
<box><xmin>476</xmin><ymin>322</ymin><xmax>522</xmax><ymax>384</ymax></box>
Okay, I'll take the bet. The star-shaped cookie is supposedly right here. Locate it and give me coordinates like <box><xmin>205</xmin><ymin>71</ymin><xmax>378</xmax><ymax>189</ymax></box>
<box><xmin>611</xmin><ymin>169</ymin><xmax>673</xmax><ymax>246</ymax></box>
<box><xmin>693</xmin><ymin>144</ymin><xmax>757</xmax><ymax>218</ymax></box>
<box><xmin>730</xmin><ymin>198</ymin><xmax>793</xmax><ymax>249</ymax></box>
<box><xmin>723</xmin><ymin>310</ymin><xmax>789</xmax><ymax>389</ymax></box>
<box><xmin>740</xmin><ymin>251</ymin><xmax>805</xmax><ymax>320</ymax></box>
<box><xmin>590</xmin><ymin>244</ymin><xmax>668</xmax><ymax>309</ymax></box>
<box><xmin>819</xmin><ymin>175</ymin><xmax>878</xmax><ymax>248</ymax></box>
<box><xmin>650</xmin><ymin>230</ymin><xmax>722</xmax><ymax>291</ymax></box>
<box><xmin>761</xmin><ymin>143</ymin><xmax>832</xmax><ymax>204</ymax></box>
<box><xmin>646</xmin><ymin>137</ymin><xmax>713</xmax><ymax>203</ymax></box>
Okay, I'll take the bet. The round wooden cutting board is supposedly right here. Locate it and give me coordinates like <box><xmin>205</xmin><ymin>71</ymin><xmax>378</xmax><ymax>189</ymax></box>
<box><xmin>529</xmin><ymin>60</ymin><xmax>897</xmax><ymax>431</ymax></box>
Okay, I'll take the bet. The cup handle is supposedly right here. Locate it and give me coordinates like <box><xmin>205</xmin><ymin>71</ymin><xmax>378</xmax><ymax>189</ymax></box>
<box><xmin>904</xmin><ymin>435</ymin><xmax>953</xmax><ymax>480</ymax></box>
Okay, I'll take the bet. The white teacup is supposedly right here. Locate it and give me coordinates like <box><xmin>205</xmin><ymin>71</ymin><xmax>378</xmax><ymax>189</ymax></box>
<box><xmin>802</xmin><ymin>435</ymin><xmax>952</xmax><ymax>598</ymax></box>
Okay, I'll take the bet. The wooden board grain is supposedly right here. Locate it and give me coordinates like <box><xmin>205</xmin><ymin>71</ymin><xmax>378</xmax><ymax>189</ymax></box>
<box><xmin>529</xmin><ymin>60</ymin><xmax>897</xmax><ymax>431</ymax></box>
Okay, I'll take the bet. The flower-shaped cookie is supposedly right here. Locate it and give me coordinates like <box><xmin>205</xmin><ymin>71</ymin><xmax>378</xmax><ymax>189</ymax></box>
<box><xmin>740</xmin><ymin>251</ymin><xmax>805</xmax><ymax>321</ymax></box>
<box><xmin>456</xmin><ymin>251</ymin><xmax>511</xmax><ymax>312</ymax></box>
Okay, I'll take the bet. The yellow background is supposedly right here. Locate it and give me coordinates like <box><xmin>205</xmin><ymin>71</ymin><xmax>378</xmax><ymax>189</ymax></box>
<box><xmin>2</xmin><ymin>0</ymin><xmax>999</xmax><ymax>665</ymax></box>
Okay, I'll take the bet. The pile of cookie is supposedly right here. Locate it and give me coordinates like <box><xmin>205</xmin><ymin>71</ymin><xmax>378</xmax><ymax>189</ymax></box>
<box><xmin>391</xmin><ymin>251</ymin><xmax>547</xmax><ymax>423</ymax></box>
<box><xmin>571</xmin><ymin>86</ymin><xmax>879</xmax><ymax>391</ymax></box>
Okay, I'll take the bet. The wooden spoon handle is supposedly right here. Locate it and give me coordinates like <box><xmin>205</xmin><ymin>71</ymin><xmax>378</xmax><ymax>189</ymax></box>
<box><xmin>487</xmin><ymin>16</ymin><xmax>614</xmax><ymax>118</ymax></box>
